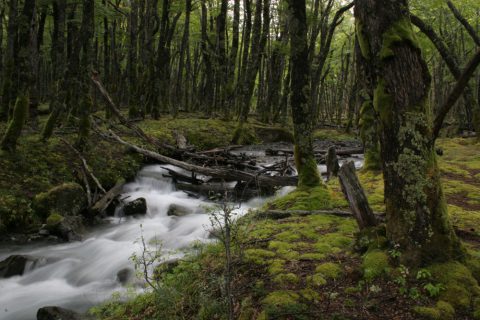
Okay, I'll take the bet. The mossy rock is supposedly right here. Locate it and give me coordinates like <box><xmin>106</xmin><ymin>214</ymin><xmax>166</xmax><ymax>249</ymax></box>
<box><xmin>33</xmin><ymin>183</ymin><xmax>87</xmax><ymax>220</ymax></box>
<box><xmin>315</xmin><ymin>262</ymin><xmax>342</xmax><ymax>280</ymax></box>
<box><xmin>362</xmin><ymin>249</ymin><xmax>390</xmax><ymax>280</ymax></box>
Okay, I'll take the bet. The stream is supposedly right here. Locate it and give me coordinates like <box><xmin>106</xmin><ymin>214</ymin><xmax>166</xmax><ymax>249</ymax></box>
<box><xmin>0</xmin><ymin>165</ymin><xmax>292</xmax><ymax>320</ymax></box>
<box><xmin>0</xmin><ymin>146</ymin><xmax>363</xmax><ymax>320</ymax></box>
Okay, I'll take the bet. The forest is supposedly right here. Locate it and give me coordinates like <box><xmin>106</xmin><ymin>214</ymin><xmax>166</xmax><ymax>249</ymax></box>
<box><xmin>0</xmin><ymin>0</ymin><xmax>480</xmax><ymax>319</ymax></box>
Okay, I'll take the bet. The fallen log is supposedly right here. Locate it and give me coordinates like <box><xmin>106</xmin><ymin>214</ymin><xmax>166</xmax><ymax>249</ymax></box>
<box><xmin>100</xmin><ymin>130</ymin><xmax>299</xmax><ymax>187</ymax></box>
<box><xmin>266</xmin><ymin>146</ymin><xmax>364</xmax><ymax>157</ymax></box>
<box><xmin>256</xmin><ymin>209</ymin><xmax>385</xmax><ymax>221</ymax></box>
<box><xmin>90</xmin><ymin>179</ymin><xmax>125</xmax><ymax>215</ymax></box>
<box><xmin>338</xmin><ymin>161</ymin><xmax>378</xmax><ymax>229</ymax></box>
<box><xmin>161</xmin><ymin>167</ymin><xmax>204</xmax><ymax>185</ymax></box>
<box><xmin>176</xmin><ymin>182</ymin><xmax>262</xmax><ymax>201</ymax></box>
<box><xmin>257</xmin><ymin>209</ymin><xmax>354</xmax><ymax>220</ymax></box>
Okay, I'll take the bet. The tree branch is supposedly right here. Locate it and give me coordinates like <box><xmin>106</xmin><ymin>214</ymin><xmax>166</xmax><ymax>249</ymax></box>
<box><xmin>446</xmin><ymin>0</ymin><xmax>480</xmax><ymax>46</ymax></box>
<box><xmin>433</xmin><ymin>49</ymin><xmax>480</xmax><ymax>140</ymax></box>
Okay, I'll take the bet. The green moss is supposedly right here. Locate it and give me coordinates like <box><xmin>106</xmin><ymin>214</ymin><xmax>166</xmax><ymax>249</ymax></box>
<box><xmin>268</xmin><ymin>259</ymin><xmax>286</xmax><ymax>275</ymax></box>
<box><xmin>362</xmin><ymin>249</ymin><xmax>390</xmax><ymax>280</ymax></box>
<box><xmin>296</xmin><ymin>150</ymin><xmax>321</xmax><ymax>188</ymax></box>
<box><xmin>33</xmin><ymin>183</ymin><xmax>87</xmax><ymax>220</ymax></box>
<box><xmin>307</xmin><ymin>273</ymin><xmax>327</xmax><ymax>287</ymax></box>
<box><xmin>315</xmin><ymin>262</ymin><xmax>342</xmax><ymax>280</ymax></box>
<box><xmin>355</xmin><ymin>20</ymin><xmax>370</xmax><ymax>59</ymax></box>
<box><xmin>265</xmin><ymin>186</ymin><xmax>333</xmax><ymax>211</ymax></box>
<box><xmin>231</xmin><ymin>123</ymin><xmax>258</xmax><ymax>145</ymax></box>
<box><xmin>373</xmin><ymin>79</ymin><xmax>393</xmax><ymax>128</ymax></box>
<box><xmin>245</xmin><ymin>248</ymin><xmax>276</xmax><ymax>265</ymax></box>
<box><xmin>299</xmin><ymin>288</ymin><xmax>321</xmax><ymax>301</ymax></box>
<box><xmin>1</xmin><ymin>94</ymin><xmax>29</xmax><ymax>152</ymax></box>
<box><xmin>318</xmin><ymin>233</ymin><xmax>353</xmax><ymax>249</ymax></box>
<box><xmin>275</xmin><ymin>230</ymin><xmax>302</xmax><ymax>242</ymax></box>
<box><xmin>262</xmin><ymin>290</ymin><xmax>307</xmax><ymax>320</ymax></box>
<box><xmin>436</xmin><ymin>301</ymin><xmax>455</xmax><ymax>320</ymax></box>
<box><xmin>413</xmin><ymin>306</ymin><xmax>442</xmax><ymax>320</ymax></box>
<box><xmin>379</xmin><ymin>17</ymin><xmax>419</xmax><ymax>59</ymax></box>
<box><xmin>273</xmin><ymin>273</ymin><xmax>299</xmax><ymax>286</ymax></box>
<box><xmin>467</xmin><ymin>257</ymin><xmax>480</xmax><ymax>283</ymax></box>
<box><xmin>313</xmin><ymin>129</ymin><xmax>356</xmax><ymax>142</ymax></box>
<box><xmin>429</xmin><ymin>261</ymin><xmax>480</xmax><ymax>309</ymax></box>
<box><xmin>46</xmin><ymin>212</ymin><xmax>64</xmax><ymax>227</ymax></box>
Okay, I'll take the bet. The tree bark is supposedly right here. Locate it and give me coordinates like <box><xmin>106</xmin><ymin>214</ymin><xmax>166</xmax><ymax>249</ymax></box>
<box><xmin>354</xmin><ymin>0</ymin><xmax>463</xmax><ymax>264</ymax></box>
<box><xmin>287</xmin><ymin>0</ymin><xmax>321</xmax><ymax>188</ymax></box>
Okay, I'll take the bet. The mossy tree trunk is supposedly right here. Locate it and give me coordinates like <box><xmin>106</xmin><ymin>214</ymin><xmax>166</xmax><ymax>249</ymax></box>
<box><xmin>1</xmin><ymin>0</ymin><xmax>18</xmax><ymax>121</ymax></box>
<box><xmin>286</xmin><ymin>0</ymin><xmax>321</xmax><ymax>188</ymax></box>
<box><xmin>355</xmin><ymin>39</ymin><xmax>380</xmax><ymax>171</ymax></box>
<box><xmin>354</xmin><ymin>0</ymin><xmax>464</xmax><ymax>264</ymax></box>
<box><xmin>42</xmin><ymin>0</ymin><xmax>67</xmax><ymax>141</ymax></box>
<box><xmin>75</xmin><ymin>0</ymin><xmax>94</xmax><ymax>149</ymax></box>
<box><xmin>1</xmin><ymin>0</ymin><xmax>35</xmax><ymax>152</ymax></box>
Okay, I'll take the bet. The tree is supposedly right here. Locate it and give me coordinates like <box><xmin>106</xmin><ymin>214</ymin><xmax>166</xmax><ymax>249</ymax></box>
<box><xmin>287</xmin><ymin>0</ymin><xmax>321</xmax><ymax>188</ymax></box>
<box><xmin>1</xmin><ymin>0</ymin><xmax>35</xmax><ymax>152</ymax></box>
<box><xmin>354</xmin><ymin>0</ymin><xmax>464</xmax><ymax>264</ymax></box>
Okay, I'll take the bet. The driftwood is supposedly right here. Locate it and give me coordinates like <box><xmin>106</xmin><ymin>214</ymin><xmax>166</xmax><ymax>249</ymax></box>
<box><xmin>90</xmin><ymin>180</ymin><xmax>125</xmax><ymax>215</ymax></box>
<box><xmin>338</xmin><ymin>161</ymin><xmax>378</xmax><ymax>229</ymax></box>
<box><xmin>101</xmin><ymin>130</ymin><xmax>299</xmax><ymax>187</ymax></box>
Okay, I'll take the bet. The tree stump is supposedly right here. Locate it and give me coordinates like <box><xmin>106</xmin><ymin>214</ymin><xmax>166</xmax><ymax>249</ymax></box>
<box><xmin>326</xmin><ymin>146</ymin><xmax>340</xmax><ymax>179</ymax></box>
<box><xmin>338</xmin><ymin>161</ymin><xmax>377</xmax><ymax>229</ymax></box>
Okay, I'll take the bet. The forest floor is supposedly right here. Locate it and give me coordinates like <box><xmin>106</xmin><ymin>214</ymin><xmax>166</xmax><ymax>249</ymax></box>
<box><xmin>88</xmin><ymin>124</ymin><xmax>480</xmax><ymax>319</ymax></box>
<box><xmin>2</xmin><ymin>113</ymin><xmax>480</xmax><ymax>319</ymax></box>
<box><xmin>0</xmin><ymin>113</ymin><xmax>295</xmax><ymax>237</ymax></box>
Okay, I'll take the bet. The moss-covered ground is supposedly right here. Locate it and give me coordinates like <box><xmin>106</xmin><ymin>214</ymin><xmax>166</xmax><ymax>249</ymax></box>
<box><xmin>89</xmin><ymin>133</ymin><xmax>480</xmax><ymax>319</ymax></box>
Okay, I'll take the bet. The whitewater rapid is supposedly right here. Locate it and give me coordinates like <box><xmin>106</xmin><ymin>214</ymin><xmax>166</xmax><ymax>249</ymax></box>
<box><xmin>0</xmin><ymin>165</ymin><xmax>288</xmax><ymax>320</ymax></box>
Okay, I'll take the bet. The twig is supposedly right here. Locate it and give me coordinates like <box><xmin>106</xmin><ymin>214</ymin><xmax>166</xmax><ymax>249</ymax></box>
<box><xmin>61</xmin><ymin>138</ymin><xmax>107</xmax><ymax>194</ymax></box>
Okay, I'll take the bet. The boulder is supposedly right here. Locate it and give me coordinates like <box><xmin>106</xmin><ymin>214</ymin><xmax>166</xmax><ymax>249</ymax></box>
<box><xmin>46</xmin><ymin>214</ymin><xmax>83</xmax><ymax>242</ymax></box>
<box><xmin>37</xmin><ymin>306</ymin><xmax>91</xmax><ymax>320</ymax></box>
<box><xmin>0</xmin><ymin>255</ymin><xmax>36</xmax><ymax>278</ymax></box>
<box><xmin>123</xmin><ymin>198</ymin><xmax>147</xmax><ymax>216</ymax></box>
<box><xmin>33</xmin><ymin>183</ymin><xmax>87</xmax><ymax>220</ymax></box>
<box><xmin>167</xmin><ymin>204</ymin><xmax>194</xmax><ymax>217</ymax></box>
<box><xmin>116</xmin><ymin>268</ymin><xmax>134</xmax><ymax>285</ymax></box>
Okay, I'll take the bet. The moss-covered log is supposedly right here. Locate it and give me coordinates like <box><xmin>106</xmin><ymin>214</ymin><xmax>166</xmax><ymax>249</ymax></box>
<box><xmin>354</xmin><ymin>0</ymin><xmax>464</xmax><ymax>264</ymax></box>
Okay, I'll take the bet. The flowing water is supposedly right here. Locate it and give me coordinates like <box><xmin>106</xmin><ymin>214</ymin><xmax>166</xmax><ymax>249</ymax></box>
<box><xmin>0</xmin><ymin>152</ymin><xmax>363</xmax><ymax>320</ymax></box>
<box><xmin>0</xmin><ymin>165</ymin><xmax>292</xmax><ymax>320</ymax></box>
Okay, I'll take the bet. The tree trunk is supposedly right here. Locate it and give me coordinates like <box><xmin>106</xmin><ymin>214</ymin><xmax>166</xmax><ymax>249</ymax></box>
<box><xmin>354</xmin><ymin>0</ymin><xmax>463</xmax><ymax>264</ymax></box>
<box><xmin>287</xmin><ymin>0</ymin><xmax>320</xmax><ymax>188</ymax></box>
<box><xmin>42</xmin><ymin>0</ymin><xmax>67</xmax><ymax>141</ymax></box>
<box><xmin>1</xmin><ymin>0</ymin><xmax>36</xmax><ymax>151</ymax></box>
<box><xmin>76</xmin><ymin>0</ymin><xmax>95</xmax><ymax>149</ymax></box>
<box><xmin>1</xmin><ymin>0</ymin><xmax>18</xmax><ymax>120</ymax></box>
